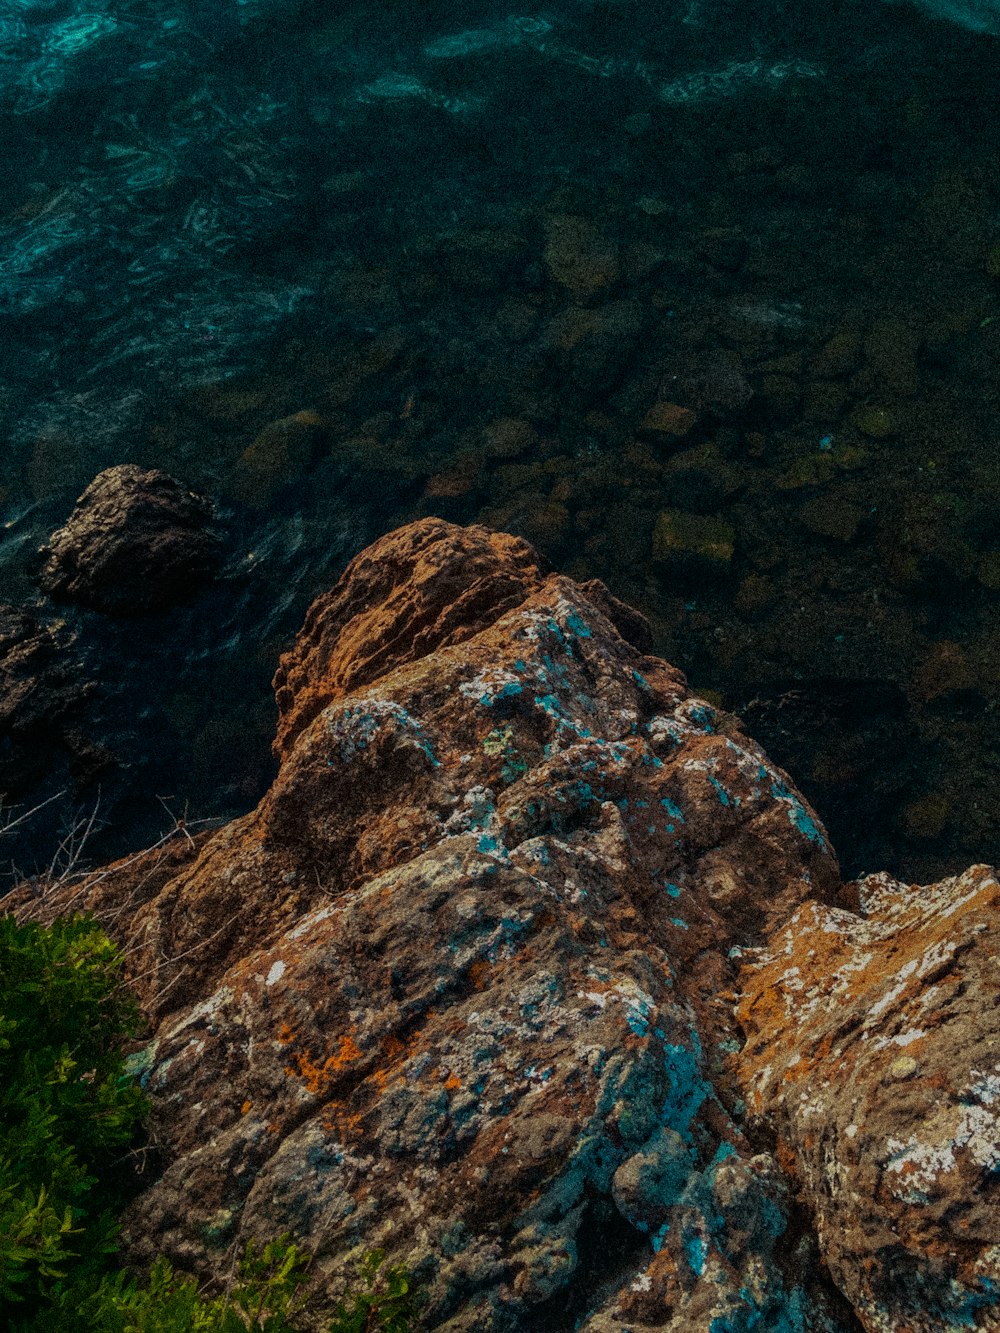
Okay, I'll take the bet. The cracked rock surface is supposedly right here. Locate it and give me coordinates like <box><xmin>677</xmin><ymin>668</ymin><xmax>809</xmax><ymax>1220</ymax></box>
<box><xmin>15</xmin><ymin>518</ymin><xmax>999</xmax><ymax>1331</ymax></box>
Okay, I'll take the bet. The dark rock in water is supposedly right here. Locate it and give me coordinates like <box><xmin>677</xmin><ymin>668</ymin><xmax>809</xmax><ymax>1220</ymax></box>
<box><xmin>678</xmin><ymin>349</ymin><xmax>754</xmax><ymax>419</ymax></box>
<box><xmin>39</xmin><ymin>465</ymin><xmax>222</xmax><ymax>616</ymax></box>
<box><xmin>0</xmin><ymin>604</ymin><xmax>103</xmax><ymax>801</ymax></box>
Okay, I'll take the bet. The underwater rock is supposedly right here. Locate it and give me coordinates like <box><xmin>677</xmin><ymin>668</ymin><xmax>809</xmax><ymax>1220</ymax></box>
<box><xmin>542</xmin><ymin>213</ymin><xmax>621</xmax><ymax>297</ymax></box>
<box><xmin>896</xmin><ymin>0</ymin><xmax>1000</xmax><ymax>37</ymax></box>
<box><xmin>15</xmin><ymin>518</ymin><xmax>1000</xmax><ymax>1330</ymax></box>
<box><xmin>39</xmin><ymin>465</ymin><xmax>222</xmax><ymax>616</ymax></box>
<box><xmin>639</xmin><ymin>401</ymin><xmax>698</xmax><ymax>439</ymax></box>
<box><xmin>226</xmin><ymin>410</ymin><xmax>331</xmax><ymax>508</ymax></box>
<box><xmin>876</xmin><ymin>490</ymin><xmax>977</xmax><ymax>594</ymax></box>
<box><xmin>652</xmin><ymin>507</ymin><xmax>736</xmax><ymax>567</ymax></box>
<box><xmin>541</xmin><ymin>300</ymin><xmax>645</xmax><ymax>394</ymax></box>
<box><xmin>677</xmin><ymin>349</ymin><xmax>754</xmax><ymax>419</ymax></box>
<box><xmin>695</xmin><ymin>226</ymin><xmax>748</xmax><ymax>273</ymax></box>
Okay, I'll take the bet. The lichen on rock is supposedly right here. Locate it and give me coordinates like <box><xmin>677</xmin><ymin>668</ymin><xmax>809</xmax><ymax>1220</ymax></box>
<box><xmin>14</xmin><ymin>517</ymin><xmax>999</xmax><ymax>1331</ymax></box>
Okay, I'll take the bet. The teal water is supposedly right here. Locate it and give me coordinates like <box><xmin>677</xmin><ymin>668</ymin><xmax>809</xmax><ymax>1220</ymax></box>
<box><xmin>2</xmin><ymin>0</ymin><xmax>1000</xmax><ymax>884</ymax></box>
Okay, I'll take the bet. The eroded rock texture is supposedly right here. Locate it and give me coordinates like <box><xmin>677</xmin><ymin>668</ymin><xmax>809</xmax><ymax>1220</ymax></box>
<box><xmin>738</xmin><ymin>864</ymin><xmax>1000</xmax><ymax>1333</ymax></box>
<box><xmin>39</xmin><ymin>464</ymin><xmax>221</xmax><ymax>615</ymax></box>
<box><xmin>14</xmin><ymin>518</ymin><xmax>999</xmax><ymax>1331</ymax></box>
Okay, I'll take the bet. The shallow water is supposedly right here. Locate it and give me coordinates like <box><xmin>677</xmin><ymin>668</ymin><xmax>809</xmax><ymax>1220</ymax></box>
<box><xmin>2</xmin><ymin>0</ymin><xmax>1000</xmax><ymax>884</ymax></box>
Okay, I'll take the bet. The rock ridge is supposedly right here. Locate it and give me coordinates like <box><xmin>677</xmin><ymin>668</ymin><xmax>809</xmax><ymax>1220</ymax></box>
<box><xmin>13</xmin><ymin>518</ymin><xmax>1000</xmax><ymax>1331</ymax></box>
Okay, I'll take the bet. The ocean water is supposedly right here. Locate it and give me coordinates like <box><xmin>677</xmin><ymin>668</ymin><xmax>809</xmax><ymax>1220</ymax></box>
<box><xmin>1</xmin><ymin>0</ymin><xmax>999</xmax><ymax>884</ymax></box>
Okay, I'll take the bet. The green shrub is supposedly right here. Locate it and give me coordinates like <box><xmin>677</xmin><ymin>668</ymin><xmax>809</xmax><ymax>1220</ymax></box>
<box><xmin>79</xmin><ymin>1234</ymin><xmax>312</xmax><ymax>1331</ymax></box>
<box><xmin>80</xmin><ymin>1241</ymin><xmax>421</xmax><ymax>1332</ymax></box>
<box><xmin>327</xmin><ymin>1249</ymin><xmax>422</xmax><ymax>1333</ymax></box>
<box><xmin>0</xmin><ymin>913</ymin><xmax>148</xmax><ymax>1327</ymax></box>
<box><xmin>0</xmin><ymin>912</ymin><xmax>424</xmax><ymax>1331</ymax></box>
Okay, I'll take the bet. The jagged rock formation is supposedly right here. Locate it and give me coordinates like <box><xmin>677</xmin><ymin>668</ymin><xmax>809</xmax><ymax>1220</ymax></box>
<box><xmin>39</xmin><ymin>464</ymin><xmax>221</xmax><ymax>615</ymax></box>
<box><xmin>739</xmin><ymin>863</ymin><xmax>1000</xmax><ymax>1332</ymax></box>
<box><xmin>14</xmin><ymin>519</ymin><xmax>999</xmax><ymax>1331</ymax></box>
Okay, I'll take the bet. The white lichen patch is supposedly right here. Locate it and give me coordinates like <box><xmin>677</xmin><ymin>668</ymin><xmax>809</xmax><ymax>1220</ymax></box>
<box><xmin>286</xmin><ymin>901</ymin><xmax>336</xmax><ymax>941</ymax></box>
<box><xmin>867</xmin><ymin>961</ymin><xmax>918</xmax><ymax>1022</ymax></box>
<box><xmin>872</xmin><ymin>1028</ymin><xmax>926</xmax><ymax>1052</ymax></box>
<box><xmin>458</xmin><ymin>667</ymin><xmax>525</xmax><ymax>703</ymax></box>
<box><xmin>162</xmin><ymin>985</ymin><xmax>235</xmax><ymax>1041</ymax></box>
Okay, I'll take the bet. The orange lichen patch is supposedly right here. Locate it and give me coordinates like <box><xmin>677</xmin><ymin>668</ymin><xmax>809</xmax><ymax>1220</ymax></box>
<box><xmin>321</xmin><ymin>1100</ymin><xmax>364</xmax><ymax>1140</ymax></box>
<box><xmin>241</xmin><ymin>1100</ymin><xmax>252</xmax><ymax>1115</ymax></box>
<box><xmin>775</xmin><ymin>1139</ymin><xmax>799</xmax><ymax>1181</ymax></box>
<box><xmin>285</xmin><ymin>1033</ymin><xmax>363</xmax><ymax>1096</ymax></box>
<box><xmin>277</xmin><ymin>1022</ymin><xmax>297</xmax><ymax>1045</ymax></box>
<box><xmin>371</xmin><ymin>1066</ymin><xmax>391</xmax><ymax>1093</ymax></box>
<box><xmin>368</xmin><ymin>1024</ymin><xmax>431</xmax><ymax>1095</ymax></box>
<box><xmin>467</xmin><ymin>959</ymin><xmax>492</xmax><ymax>992</ymax></box>
<box><xmin>444</xmin><ymin>1073</ymin><xmax>462</xmax><ymax>1090</ymax></box>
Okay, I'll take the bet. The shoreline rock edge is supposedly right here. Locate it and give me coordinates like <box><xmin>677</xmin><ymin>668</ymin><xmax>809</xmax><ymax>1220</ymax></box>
<box><xmin>13</xmin><ymin>518</ymin><xmax>999</xmax><ymax>1332</ymax></box>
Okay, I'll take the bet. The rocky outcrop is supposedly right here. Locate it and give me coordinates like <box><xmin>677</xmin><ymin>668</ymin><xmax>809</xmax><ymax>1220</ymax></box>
<box><xmin>738</xmin><ymin>864</ymin><xmax>1000</xmax><ymax>1332</ymax></box>
<box><xmin>39</xmin><ymin>464</ymin><xmax>221</xmax><ymax>615</ymax></box>
<box><xmin>14</xmin><ymin>519</ymin><xmax>1000</xmax><ymax>1331</ymax></box>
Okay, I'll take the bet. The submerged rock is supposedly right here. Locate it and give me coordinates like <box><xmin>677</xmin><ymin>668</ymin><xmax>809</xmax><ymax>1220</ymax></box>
<box><xmin>39</xmin><ymin>465</ymin><xmax>222</xmax><ymax>616</ymax></box>
<box><xmin>14</xmin><ymin>518</ymin><xmax>1000</xmax><ymax>1330</ymax></box>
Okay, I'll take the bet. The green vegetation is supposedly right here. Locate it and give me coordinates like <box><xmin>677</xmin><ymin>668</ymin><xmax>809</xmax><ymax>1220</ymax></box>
<box><xmin>0</xmin><ymin>912</ymin><xmax>423</xmax><ymax>1331</ymax></box>
<box><xmin>0</xmin><ymin>913</ymin><xmax>147</xmax><ymax>1327</ymax></box>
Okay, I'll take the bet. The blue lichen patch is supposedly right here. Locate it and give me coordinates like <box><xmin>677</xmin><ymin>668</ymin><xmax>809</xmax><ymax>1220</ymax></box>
<box><xmin>707</xmin><ymin>775</ymin><xmax>740</xmax><ymax>808</ymax></box>
<box><xmin>441</xmin><ymin>786</ymin><xmax>510</xmax><ymax>863</ymax></box>
<box><xmin>482</xmin><ymin>724</ymin><xmax>529</xmax><ymax>784</ymax></box>
<box><xmin>768</xmin><ymin>777</ymin><xmax>826</xmax><ymax>849</ymax></box>
<box><xmin>515</xmin><ymin>602</ymin><xmax>597</xmax><ymax>659</ymax></box>
<box><xmin>324</xmin><ymin>699</ymin><xmax>440</xmax><ymax>767</ymax></box>
<box><xmin>460</xmin><ymin>670</ymin><xmax>526</xmax><ymax>709</ymax></box>
<box><xmin>124</xmin><ymin>1040</ymin><xmax>159</xmax><ymax>1089</ymax></box>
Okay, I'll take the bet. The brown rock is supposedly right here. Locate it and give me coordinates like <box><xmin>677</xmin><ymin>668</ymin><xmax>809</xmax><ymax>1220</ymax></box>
<box><xmin>738</xmin><ymin>865</ymin><xmax>1000</xmax><ymax>1332</ymax></box>
<box><xmin>734</xmin><ymin>573</ymin><xmax>776</xmax><ymax>618</ymax></box>
<box><xmin>227</xmin><ymin>410</ymin><xmax>329</xmax><ymax>508</ymax></box>
<box><xmin>436</xmin><ymin>229</ymin><xmax>530</xmax><ymax>294</ymax></box>
<box><xmin>542</xmin><ymin>300</ymin><xmax>645</xmax><ymax>393</ymax></box>
<box><xmin>21</xmin><ymin>519</ymin><xmax>847</xmax><ymax>1331</ymax></box>
<box><xmin>481</xmin><ymin>417</ymin><xmax>539</xmax><ymax>460</ymax></box>
<box><xmin>640</xmin><ymin>402</ymin><xmax>697</xmax><ymax>438</ymax></box>
<box><xmin>798</xmin><ymin>493</ymin><xmax>865</xmax><ymax>543</ymax></box>
<box><xmin>39</xmin><ymin>465</ymin><xmax>222</xmax><ymax>616</ymax></box>
<box><xmin>24</xmin><ymin>521</ymin><xmax>1000</xmax><ymax>1331</ymax></box>
<box><xmin>652</xmin><ymin>509</ymin><xmax>736</xmax><ymax>567</ymax></box>
<box><xmin>809</xmin><ymin>330</ymin><xmax>861</xmax><ymax>379</ymax></box>
<box><xmin>909</xmin><ymin>639</ymin><xmax>976</xmax><ymax>702</ymax></box>
<box><xmin>543</xmin><ymin>214</ymin><xmax>621</xmax><ymax>297</ymax></box>
<box><xmin>863</xmin><ymin>316</ymin><xmax>921</xmax><ymax>397</ymax></box>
